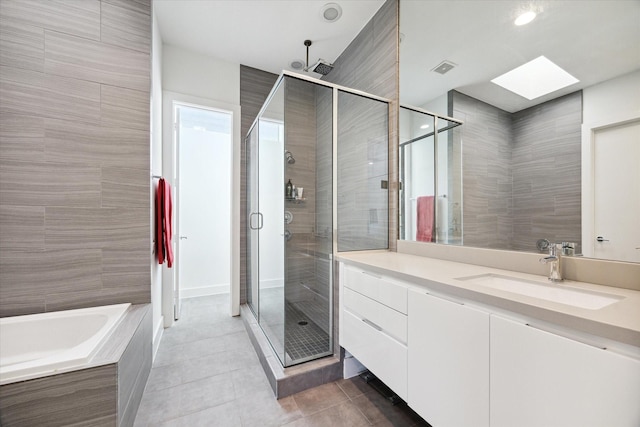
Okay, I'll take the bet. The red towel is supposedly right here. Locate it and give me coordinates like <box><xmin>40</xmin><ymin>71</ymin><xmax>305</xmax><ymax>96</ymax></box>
<box><xmin>155</xmin><ymin>178</ymin><xmax>173</xmax><ymax>267</ymax></box>
<box><xmin>416</xmin><ymin>195</ymin><xmax>435</xmax><ymax>242</ymax></box>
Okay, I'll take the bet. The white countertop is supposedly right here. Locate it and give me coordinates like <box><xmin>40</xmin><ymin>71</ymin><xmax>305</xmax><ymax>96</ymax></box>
<box><xmin>337</xmin><ymin>250</ymin><xmax>640</xmax><ymax>348</ymax></box>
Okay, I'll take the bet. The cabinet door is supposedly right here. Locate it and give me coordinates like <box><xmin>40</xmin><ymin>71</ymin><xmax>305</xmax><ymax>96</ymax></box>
<box><xmin>408</xmin><ymin>289</ymin><xmax>490</xmax><ymax>427</ymax></box>
<box><xmin>490</xmin><ymin>315</ymin><xmax>640</xmax><ymax>427</ymax></box>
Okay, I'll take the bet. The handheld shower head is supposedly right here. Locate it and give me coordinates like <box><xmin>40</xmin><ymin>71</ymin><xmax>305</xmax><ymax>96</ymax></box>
<box><xmin>285</xmin><ymin>150</ymin><xmax>295</xmax><ymax>164</ymax></box>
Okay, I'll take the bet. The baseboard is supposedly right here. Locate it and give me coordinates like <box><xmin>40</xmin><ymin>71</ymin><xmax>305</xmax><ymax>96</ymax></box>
<box><xmin>180</xmin><ymin>283</ymin><xmax>230</xmax><ymax>298</ymax></box>
<box><xmin>260</xmin><ymin>278</ymin><xmax>284</xmax><ymax>289</ymax></box>
<box><xmin>152</xmin><ymin>315</ymin><xmax>164</xmax><ymax>362</ymax></box>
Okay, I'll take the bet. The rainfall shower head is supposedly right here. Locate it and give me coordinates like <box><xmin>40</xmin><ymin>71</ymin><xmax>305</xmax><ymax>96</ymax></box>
<box><xmin>285</xmin><ymin>150</ymin><xmax>295</xmax><ymax>164</ymax></box>
<box><xmin>302</xmin><ymin>40</ymin><xmax>334</xmax><ymax>76</ymax></box>
<box><xmin>310</xmin><ymin>59</ymin><xmax>334</xmax><ymax>76</ymax></box>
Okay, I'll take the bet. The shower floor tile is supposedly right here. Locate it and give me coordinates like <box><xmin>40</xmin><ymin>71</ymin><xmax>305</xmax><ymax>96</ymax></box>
<box><xmin>284</xmin><ymin>303</ymin><xmax>330</xmax><ymax>363</ymax></box>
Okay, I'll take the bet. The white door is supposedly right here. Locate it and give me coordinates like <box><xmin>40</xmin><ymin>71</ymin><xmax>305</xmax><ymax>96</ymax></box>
<box><xmin>592</xmin><ymin>119</ymin><xmax>640</xmax><ymax>262</ymax></box>
<box><xmin>175</xmin><ymin>103</ymin><xmax>232</xmax><ymax>318</ymax></box>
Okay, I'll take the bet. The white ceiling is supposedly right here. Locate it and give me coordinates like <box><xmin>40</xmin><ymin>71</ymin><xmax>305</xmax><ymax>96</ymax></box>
<box><xmin>154</xmin><ymin>1</ymin><xmax>640</xmax><ymax>113</ymax></box>
<box><xmin>154</xmin><ymin>0</ymin><xmax>386</xmax><ymax>78</ymax></box>
<box><xmin>400</xmin><ymin>0</ymin><xmax>640</xmax><ymax>112</ymax></box>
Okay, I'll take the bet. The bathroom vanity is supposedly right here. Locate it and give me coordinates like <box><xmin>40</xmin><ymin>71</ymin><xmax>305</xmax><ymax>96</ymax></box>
<box><xmin>338</xmin><ymin>251</ymin><xmax>640</xmax><ymax>427</ymax></box>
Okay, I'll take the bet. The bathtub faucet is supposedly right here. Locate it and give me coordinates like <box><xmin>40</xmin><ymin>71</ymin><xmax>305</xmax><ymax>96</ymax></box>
<box><xmin>539</xmin><ymin>243</ymin><xmax>563</xmax><ymax>282</ymax></box>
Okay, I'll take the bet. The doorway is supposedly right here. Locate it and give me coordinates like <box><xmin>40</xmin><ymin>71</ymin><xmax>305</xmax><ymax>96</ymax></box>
<box><xmin>162</xmin><ymin>91</ymin><xmax>241</xmax><ymax>327</ymax></box>
<box><xmin>176</xmin><ymin>103</ymin><xmax>233</xmax><ymax>315</ymax></box>
<box><xmin>583</xmin><ymin>116</ymin><xmax>640</xmax><ymax>262</ymax></box>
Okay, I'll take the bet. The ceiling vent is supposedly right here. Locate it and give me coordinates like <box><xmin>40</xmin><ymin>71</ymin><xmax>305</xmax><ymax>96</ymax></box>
<box><xmin>432</xmin><ymin>60</ymin><xmax>456</xmax><ymax>75</ymax></box>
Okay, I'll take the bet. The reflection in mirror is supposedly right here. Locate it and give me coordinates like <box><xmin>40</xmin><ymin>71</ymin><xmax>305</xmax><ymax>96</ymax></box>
<box><xmin>399</xmin><ymin>106</ymin><xmax>462</xmax><ymax>245</ymax></box>
<box><xmin>399</xmin><ymin>0</ymin><xmax>640</xmax><ymax>262</ymax></box>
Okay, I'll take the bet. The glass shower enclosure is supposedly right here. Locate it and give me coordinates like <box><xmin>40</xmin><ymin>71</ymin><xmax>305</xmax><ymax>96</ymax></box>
<box><xmin>246</xmin><ymin>72</ymin><xmax>389</xmax><ymax>367</ymax></box>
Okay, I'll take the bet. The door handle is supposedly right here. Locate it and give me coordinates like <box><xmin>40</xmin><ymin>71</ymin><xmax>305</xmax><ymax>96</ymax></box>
<box><xmin>257</xmin><ymin>212</ymin><xmax>264</xmax><ymax>230</ymax></box>
<box><xmin>249</xmin><ymin>212</ymin><xmax>259</xmax><ymax>230</ymax></box>
<box><xmin>596</xmin><ymin>236</ymin><xmax>609</xmax><ymax>242</ymax></box>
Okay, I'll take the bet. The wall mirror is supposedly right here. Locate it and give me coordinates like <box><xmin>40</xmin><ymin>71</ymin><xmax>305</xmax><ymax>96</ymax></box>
<box><xmin>399</xmin><ymin>0</ymin><xmax>640</xmax><ymax>263</ymax></box>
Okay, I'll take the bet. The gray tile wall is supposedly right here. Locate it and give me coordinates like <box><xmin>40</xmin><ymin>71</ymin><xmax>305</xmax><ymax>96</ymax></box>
<box><xmin>323</xmin><ymin>0</ymin><xmax>399</xmax><ymax>251</ymax></box>
<box><xmin>511</xmin><ymin>91</ymin><xmax>582</xmax><ymax>252</ymax></box>
<box><xmin>0</xmin><ymin>0</ymin><xmax>151</xmax><ymax>317</ymax></box>
<box><xmin>239</xmin><ymin>65</ymin><xmax>278</xmax><ymax>304</ymax></box>
<box><xmin>451</xmin><ymin>91</ymin><xmax>513</xmax><ymax>250</ymax></box>
<box><xmin>450</xmin><ymin>90</ymin><xmax>582</xmax><ymax>252</ymax></box>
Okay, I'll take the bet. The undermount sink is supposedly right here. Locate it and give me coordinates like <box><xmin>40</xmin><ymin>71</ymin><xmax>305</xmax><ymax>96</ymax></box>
<box><xmin>456</xmin><ymin>274</ymin><xmax>623</xmax><ymax>310</ymax></box>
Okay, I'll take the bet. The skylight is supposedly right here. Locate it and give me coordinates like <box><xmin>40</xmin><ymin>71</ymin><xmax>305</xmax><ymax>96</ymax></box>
<box><xmin>491</xmin><ymin>56</ymin><xmax>579</xmax><ymax>100</ymax></box>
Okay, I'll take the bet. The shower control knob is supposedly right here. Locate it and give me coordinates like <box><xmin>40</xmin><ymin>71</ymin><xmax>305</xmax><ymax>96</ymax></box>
<box><xmin>596</xmin><ymin>236</ymin><xmax>609</xmax><ymax>242</ymax></box>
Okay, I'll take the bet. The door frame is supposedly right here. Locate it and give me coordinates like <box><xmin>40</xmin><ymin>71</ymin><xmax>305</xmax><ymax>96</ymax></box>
<box><xmin>162</xmin><ymin>91</ymin><xmax>241</xmax><ymax>327</ymax></box>
<box><xmin>581</xmin><ymin>112</ymin><xmax>640</xmax><ymax>259</ymax></box>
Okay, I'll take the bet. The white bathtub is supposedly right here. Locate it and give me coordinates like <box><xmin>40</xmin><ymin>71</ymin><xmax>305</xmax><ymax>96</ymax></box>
<box><xmin>0</xmin><ymin>303</ymin><xmax>131</xmax><ymax>385</ymax></box>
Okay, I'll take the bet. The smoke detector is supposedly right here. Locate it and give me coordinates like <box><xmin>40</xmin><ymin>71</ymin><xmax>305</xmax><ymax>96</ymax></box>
<box><xmin>432</xmin><ymin>60</ymin><xmax>457</xmax><ymax>75</ymax></box>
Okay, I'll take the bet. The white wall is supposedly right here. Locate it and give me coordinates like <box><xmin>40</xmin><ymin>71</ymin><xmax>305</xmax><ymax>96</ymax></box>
<box><xmin>162</xmin><ymin>45</ymin><xmax>240</xmax><ymax>105</ymax></box>
<box><xmin>160</xmin><ymin>45</ymin><xmax>242</xmax><ymax>325</ymax></box>
<box><xmin>150</xmin><ymin>6</ymin><xmax>164</xmax><ymax>358</ymax></box>
<box><xmin>581</xmin><ymin>70</ymin><xmax>640</xmax><ymax>258</ymax></box>
<box><xmin>583</xmin><ymin>70</ymin><xmax>640</xmax><ymax>125</ymax></box>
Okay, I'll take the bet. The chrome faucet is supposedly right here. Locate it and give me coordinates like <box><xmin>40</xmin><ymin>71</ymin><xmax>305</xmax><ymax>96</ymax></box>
<box><xmin>539</xmin><ymin>243</ymin><xmax>563</xmax><ymax>282</ymax></box>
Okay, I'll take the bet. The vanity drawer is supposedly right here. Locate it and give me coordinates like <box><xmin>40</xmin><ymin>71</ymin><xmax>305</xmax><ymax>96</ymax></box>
<box><xmin>343</xmin><ymin>265</ymin><xmax>408</xmax><ymax>314</ymax></box>
<box><xmin>341</xmin><ymin>309</ymin><xmax>408</xmax><ymax>400</ymax></box>
<box><xmin>343</xmin><ymin>287</ymin><xmax>407</xmax><ymax>343</ymax></box>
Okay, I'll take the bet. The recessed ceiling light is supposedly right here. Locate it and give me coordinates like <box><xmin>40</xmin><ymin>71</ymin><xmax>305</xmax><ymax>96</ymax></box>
<box><xmin>321</xmin><ymin>3</ymin><xmax>342</xmax><ymax>23</ymax></box>
<box><xmin>420</xmin><ymin>124</ymin><xmax>430</xmax><ymax>129</ymax></box>
<box><xmin>290</xmin><ymin>59</ymin><xmax>305</xmax><ymax>70</ymax></box>
<box><xmin>515</xmin><ymin>11</ymin><xmax>536</xmax><ymax>26</ymax></box>
<box><xmin>491</xmin><ymin>56</ymin><xmax>579</xmax><ymax>100</ymax></box>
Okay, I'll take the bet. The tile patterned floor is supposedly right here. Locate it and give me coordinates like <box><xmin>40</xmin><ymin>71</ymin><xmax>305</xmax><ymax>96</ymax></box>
<box><xmin>134</xmin><ymin>294</ymin><xmax>430</xmax><ymax>427</ymax></box>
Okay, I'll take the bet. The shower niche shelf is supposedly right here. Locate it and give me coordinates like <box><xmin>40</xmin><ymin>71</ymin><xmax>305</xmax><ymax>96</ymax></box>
<box><xmin>286</xmin><ymin>197</ymin><xmax>306</xmax><ymax>204</ymax></box>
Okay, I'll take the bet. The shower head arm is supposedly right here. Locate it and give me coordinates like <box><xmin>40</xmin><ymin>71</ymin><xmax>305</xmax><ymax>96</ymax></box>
<box><xmin>304</xmin><ymin>40</ymin><xmax>312</xmax><ymax>72</ymax></box>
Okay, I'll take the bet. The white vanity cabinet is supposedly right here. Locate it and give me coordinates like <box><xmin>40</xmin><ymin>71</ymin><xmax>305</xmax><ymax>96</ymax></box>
<box><xmin>490</xmin><ymin>315</ymin><xmax>640</xmax><ymax>427</ymax></box>
<box><xmin>407</xmin><ymin>289</ymin><xmax>490</xmax><ymax>427</ymax></box>
<box><xmin>340</xmin><ymin>265</ymin><xmax>408</xmax><ymax>400</ymax></box>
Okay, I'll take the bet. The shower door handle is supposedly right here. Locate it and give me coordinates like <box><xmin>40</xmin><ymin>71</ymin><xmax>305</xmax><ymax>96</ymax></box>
<box><xmin>257</xmin><ymin>213</ymin><xmax>264</xmax><ymax>230</ymax></box>
<box><xmin>249</xmin><ymin>212</ymin><xmax>259</xmax><ymax>230</ymax></box>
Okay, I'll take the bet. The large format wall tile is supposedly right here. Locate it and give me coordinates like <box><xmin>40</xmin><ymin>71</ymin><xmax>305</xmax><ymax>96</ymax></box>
<box><xmin>0</xmin><ymin>206</ymin><xmax>45</xmax><ymax>252</ymax></box>
<box><xmin>0</xmin><ymin>159</ymin><xmax>101</xmax><ymax>207</ymax></box>
<box><xmin>45</xmin><ymin>207</ymin><xmax>148</xmax><ymax>250</ymax></box>
<box><xmin>0</xmin><ymin>0</ymin><xmax>151</xmax><ymax>316</ymax></box>
<box><xmin>45</xmin><ymin>30</ymin><xmax>150</xmax><ymax>92</ymax></box>
<box><xmin>0</xmin><ymin>364</ymin><xmax>117</xmax><ymax>426</ymax></box>
<box><xmin>45</xmin><ymin>119</ymin><xmax>149</xmax><ymax>169</ymax></box>
<box><xmin>102</xmin><ymin>0</ymin><xmax>151</xmax><ymax>16</ymax></box>
<box><xmin>0</xmin><ymin>249</ymin><xmax>102</xmax><ymax>316</ymax></box>
<box><xmin>101</xmin><ymin>84</ymin><xmax>150</xmax><ymax>131</ymax></box>
<box><xmin>45</xmin><ymin>286</ymin><xmax>150</xmax><ymax>312</ymax></box>
<box><xmin>0</xmin><ymin>18</ymin><xmax>44</xmax><ymax>72</ymax></box>
<box><xmin>101</xmin><ymin>0</ymin><xmax>151</xmax><ymax>53</ymax></box>
<box><xmin>0</xmin><ymin>65</ymin><xmax>101</xmax><ymax>124</ymax></box>
<box><xmin>102</xmin><ymin>247</ymin><xmax>150</xmax><ymax>289</ymax></box>
<box><xmin>102</xmin><ymin>166</ymin><xmax>149</xmax><ymax>208</ymax></box>
<box><xmin>0</xmin><ymin>0</ymin><xmax>101</xmax><ymax>41</ymax></box>
<box><xmin>0</xmin><ymin>114</ymin><xmax>45</xmax><ymax>162</ymax></box>
<box><xmin>452</xmin><ymin>90</ymin><xmax>582</xmax><ymax>252</ymax></box>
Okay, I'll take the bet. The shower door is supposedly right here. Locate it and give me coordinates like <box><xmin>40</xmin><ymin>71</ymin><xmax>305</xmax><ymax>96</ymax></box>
<box><xmin>247</xmin><ymin>80</ymin><xmax>287</xmax><ymax>363</ymax></box>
